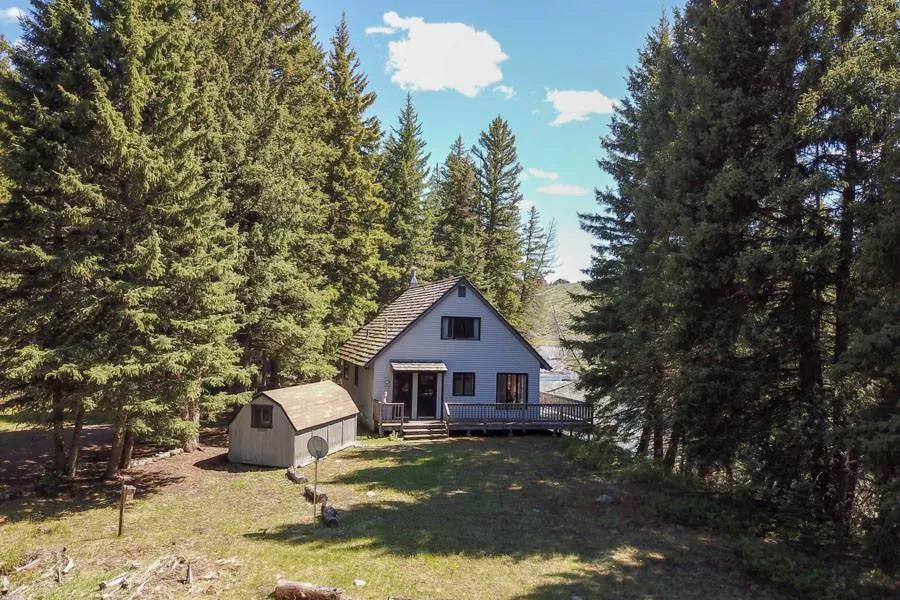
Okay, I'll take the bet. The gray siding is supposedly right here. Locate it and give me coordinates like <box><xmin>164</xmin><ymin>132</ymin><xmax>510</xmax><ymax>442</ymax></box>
<box><xmin>228</xmin><ymin>397</ymin><xmax>294</xmax><ymax>467</ymax></box>
<box><xmin>371</xmin><ymin>286</ymin><xmax>542</xmax><ymax>416</ymax></box>
<box><xmin>294</xmin><ymin>415</ymin><xmax>358</xmax><ymax>467</ymax></box>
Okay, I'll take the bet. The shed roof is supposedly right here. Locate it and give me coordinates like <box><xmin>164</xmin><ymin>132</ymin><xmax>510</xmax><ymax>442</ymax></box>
<box><xmin>257</xmin><ymin>381</ymin><xmax>358</xmax><ymax>432</ymax></box>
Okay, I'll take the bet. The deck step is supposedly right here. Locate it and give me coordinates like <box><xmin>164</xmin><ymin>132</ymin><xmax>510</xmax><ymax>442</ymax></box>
<box><xmin>403</xmin><ymin>432</ymin><xmax>448</xmax><ymax>441</ymax></box>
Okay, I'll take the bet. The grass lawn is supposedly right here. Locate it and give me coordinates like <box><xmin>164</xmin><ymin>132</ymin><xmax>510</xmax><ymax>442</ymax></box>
<box><xmin>0</xmin><ymin>434</ymin><xmax>781</xmax><ymax>599</ymax></box>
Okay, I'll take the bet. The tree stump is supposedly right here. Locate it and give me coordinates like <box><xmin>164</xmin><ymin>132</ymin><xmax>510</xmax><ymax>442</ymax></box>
<box><xmin>322</xmin><ymin>504</ymin><xmax>339</xmax><ymax>527</ymax></box>
<box><xmin>273</xmin><ymin>579</ymin><xmax>349</xmax><ymax>600</ymax></box>
<box><xmin>286</xmin><ymin>468</ymin><xmax>307</xmax><ymax>485</ymax></box>
<box><xmin>303</xmin><ymin>485</ymin><xmax>327</xmax><ymax>505</ymax></box>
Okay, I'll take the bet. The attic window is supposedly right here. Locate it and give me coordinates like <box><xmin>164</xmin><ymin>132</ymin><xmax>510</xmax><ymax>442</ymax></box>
<box><xmin>441</xmin><ymin>316</ymin><xmax>480</xmax><ymax>340</ymax></box>
<box><xmin>251</xmin><ymin>404</ymin><xmax>273</xmax><ymax>429</ymax></box>
<box><xmin>458</xmin><ymin>285</ymin><xmax>467</xmax><ymax>298</ymax></box>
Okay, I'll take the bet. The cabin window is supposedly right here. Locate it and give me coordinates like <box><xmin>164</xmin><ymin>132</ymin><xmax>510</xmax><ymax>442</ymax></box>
<box><xmin>354</xmin><ymin>365</ymin><xmax>359</xmax><ymax>386</ymax></box>
<box><xmin>441</xmin><ymin>316</ymin><xmax>481</xmax><ymax>340</ymax></box>
<box><xmin>342</xmin><ymin>361</ymin><xmax>349</xmax><ymax>379</ymax></box>
<box><xmin>496</xmin><ymin>373</ymin><xmax>527</xmax><ymax>406</ymax></box>
<box><xmin>458</xmin><ymin>285</ymin><xmax>467</xmax><ymax>298</ymax></box>
<box><xmin>452</xmin><ymin>372</ymin><xmax>476</xmax><ymax>396</ymax></box>
<box><xmin>251</xmin><ymin>404</ymin><xmax>273</xmax><ymax>429</ymax></box>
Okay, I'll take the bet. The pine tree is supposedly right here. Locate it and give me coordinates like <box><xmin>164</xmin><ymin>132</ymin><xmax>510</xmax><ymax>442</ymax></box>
<box><xmin>434</xmin><ymin>137</ymin><xmax>483</xmax><ymax>282</ymax></box>
<box><xmin>519</xmin><ymin>206</ymin><xmax>556</xmax><ymax>338</ymax></box>
<box><xmin>0</xmin><ymin>0</ymin><xmax>108</xmax><ymax>474</ymax></box>
<box><xmin>378</xmin><ymin>93</ymin><xmax>430</xmax><ymax>300</ymax></box>
<box><xmin>194</xmin><ymin>0</ymin><xmax>333</xmax><ymax>389</ymax></box>
<box><xmin>472</xmin><ymin>117</ymin><xmax>523</xmax><ymax>318</ymax></box>
<box><xmin>322</xmin><ymin>15</ymin><xmax>388</xmax><ymax>350</ymax></box>
<box><xmin>572</xmin><ymin>16</ymin><xmax>679</xmax><ymax>461</ymax></box>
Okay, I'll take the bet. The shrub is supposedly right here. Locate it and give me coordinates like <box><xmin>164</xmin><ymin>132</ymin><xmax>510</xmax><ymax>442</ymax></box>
<box><xmin>734</xmin><ymin>537</ymin><xmax>853</xmax><ymax>599</ymax></box>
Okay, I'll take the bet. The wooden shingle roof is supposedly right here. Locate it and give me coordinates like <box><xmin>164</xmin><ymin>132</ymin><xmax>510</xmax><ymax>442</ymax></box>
<box><xmin>339</xmin><ymin>277</ymin><xmax>462</xmax><ymax>366</ymax></box>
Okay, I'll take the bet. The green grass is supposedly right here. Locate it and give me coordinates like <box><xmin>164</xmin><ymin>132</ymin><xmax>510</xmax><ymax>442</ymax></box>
<box><xmin>0</xmin><ymin>435</ymin><xmax>782</xmax><ymax>599</ymax></box>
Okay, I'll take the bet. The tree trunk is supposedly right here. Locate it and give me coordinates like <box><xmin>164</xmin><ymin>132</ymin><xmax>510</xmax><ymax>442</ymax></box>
<box><xmin>663</xmin><ymin>422</ymin><xmax>682</xmax><ymax>471</ymax></box>
<box><xmin>182</xmin><ymin>397</ymin><xmax>201</xmax><ymax>452</ymax></box>
<box><xmin>828</xmin><ymin>136</ymin><xmax>857</xmax><ymax>525</ymax></box>
<box><xmin>651</xmin><ymin>405</ymin><xmax>664</xmax><ymax>462</ymax></box>
<box><xmin>119</xmin><ymin>426</ymin><xmax>135</xmax><ymax>470</ymax></box>
<box><xmin>104</xmin><ymin>403</ymin><xmax>129</xmax><ymax>480</ymax></box>
<box><xmin>273</xmin><ymin>580</ymin><xmax>349</xmax><ymax>600</ymax></box>
<box><xmin>65</xmin><ymin>400</ymin><xmax>86</xmax><ymax>478</ymax></box>
<box><xmin>637</xmin><ymin>423</ymin><xmax>651</xmax><ymax>457</ymax></box>
<box><xmin>51</xmin><ymin>386</ymin><xmax>68</xmax><ymax>473</ymax></box>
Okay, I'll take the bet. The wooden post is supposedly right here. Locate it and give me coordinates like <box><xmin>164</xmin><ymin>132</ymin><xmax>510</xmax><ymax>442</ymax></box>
<box><xmin>117</xmin><ymin>484</ymin><xmax>135</xmax><ymax>536</ymax></box>
<box><xmin>312</xmin><ymin>459</ymin><xmax>318</xmax><ymax>525</ymax></box>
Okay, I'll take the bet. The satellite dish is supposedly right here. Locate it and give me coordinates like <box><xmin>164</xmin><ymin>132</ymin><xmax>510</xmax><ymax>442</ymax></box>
<box><xmin>307</xmin><ymin>435</ymin><xmax>329</xmax><ymax>460</ymax></box>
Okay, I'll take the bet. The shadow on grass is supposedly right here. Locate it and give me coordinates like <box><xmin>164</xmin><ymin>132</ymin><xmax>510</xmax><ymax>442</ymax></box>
<box><xmin>0</xmin><ymin>469</ymin><xmax>186</xmax><ymax>525</ymax></box>
<box><xmin>243</xmin><ymin>437</ymin><xmax>768</xmax><ymax>597</ymax></box>
<box><xmin>193</xmin><ymin>452</ymin><xmax>281</xmax><ymax>474</ymax></box>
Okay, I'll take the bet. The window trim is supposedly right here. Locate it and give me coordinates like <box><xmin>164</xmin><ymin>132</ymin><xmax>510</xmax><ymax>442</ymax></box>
<box><xmin>251</xmin><ymin>404</ymin><xmax>273</xmax><ymax>429</ymax></box>
<box><xmin>440</xmin><ymin>316</ymin><xmax>481</xmax><ymax>340</ymax></box>
<box><xmin>496</xmin><ymin>373</ymin><xmax>528</xmax><ymax>407</ymax></box>
<box><xmin>452</xmin><ymin>372</ymin><xmax>476</xmax><ymax>396</ymax></box>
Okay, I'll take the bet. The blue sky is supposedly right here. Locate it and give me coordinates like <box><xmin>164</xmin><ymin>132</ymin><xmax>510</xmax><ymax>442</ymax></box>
<box><xmin>0</xmin><ymin>1</ymin><xmax>682</xmax><ymax>281</ymax></box>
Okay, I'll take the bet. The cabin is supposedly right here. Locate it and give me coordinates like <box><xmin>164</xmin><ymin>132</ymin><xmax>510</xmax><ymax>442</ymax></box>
<box><xmin>228</xmin><ymin>381</ymin><xmax>358</xmax><ymax>467</ymax></box>
<box><xmin>338</xmin><ymin>274</ymin><xmax>592</xmax><ymax>439</ymax></box>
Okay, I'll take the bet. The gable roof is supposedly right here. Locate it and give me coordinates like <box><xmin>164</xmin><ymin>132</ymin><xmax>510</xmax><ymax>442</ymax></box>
<box><xmin>256</xmin><ymin>381</ymin><xmax>358</xmax><ymax>432</ymax></box>
<box><xmin>339</xmin><ymin>276</ymin><xmax>551</xmax><ymax>370</ymax></box>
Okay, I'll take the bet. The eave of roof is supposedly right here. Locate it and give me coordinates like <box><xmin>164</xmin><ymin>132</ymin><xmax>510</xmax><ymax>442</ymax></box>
<box><xmin>338</xmin><ymin>276</ymin><xmax>551</xmax><ymax>371</ymax></box>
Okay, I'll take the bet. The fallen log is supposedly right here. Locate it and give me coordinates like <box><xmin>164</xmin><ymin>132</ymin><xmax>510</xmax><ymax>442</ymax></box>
<box><xmin>100</xmin><ymin>573</ymin><xmax>130</xmax><ymax>590</ymax></box>
<box><xmin>273</xmin><ymin>580</ymin><xmax>350</xmax><ymax>600</ymax></box>
<box><xmin>322</xmin><ymin>505</ymin><xmax>339</xmax><ymax>527</ymax></box>
<box><xmin>303</xmin><ymin>485</ymin><xmax>327</xmax><ymax>505</ymax></box>
<box><xmin>286</xmin><ymin>468</ymin><xmax>307</xmax><ymax>485</ymax></box>
<box><xmin>61</xmin><ymin>556</ymin><xmax>75</xmax><ymax>575</ymax></box>
<box><xmin>14</xmin><ymin>557</ymin><xmax>41</xmax><ymax>573</ymax></box>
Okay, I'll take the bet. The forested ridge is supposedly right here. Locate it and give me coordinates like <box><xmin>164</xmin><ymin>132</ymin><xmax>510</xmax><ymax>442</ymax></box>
<box><xmin>0</xmin><ymin>1</ymin><xmax>555</xmax><ymax>478</ymax></box>
<box><xmin>571</xmin><ymin>0</ymin><xmax>898</xmax><ymax>575</ymax></box>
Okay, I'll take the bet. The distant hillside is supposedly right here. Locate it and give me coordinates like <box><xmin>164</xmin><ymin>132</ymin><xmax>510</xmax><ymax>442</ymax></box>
<box><xmin>529</xmin><ymin>281</ymin><xmax>586</xmax><ymax>346</ymax></box>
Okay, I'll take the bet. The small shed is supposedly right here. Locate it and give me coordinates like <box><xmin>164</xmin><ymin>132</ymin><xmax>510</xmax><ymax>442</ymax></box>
<box><xmin>228</xmin><ymin>381</ymin><xmax>359</xmax><ymax>468</ymax></box>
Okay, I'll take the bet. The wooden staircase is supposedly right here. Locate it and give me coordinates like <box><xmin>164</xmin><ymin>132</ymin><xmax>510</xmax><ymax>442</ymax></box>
<box><xmin>402</xmin><ymin>420</ymin><xmax>448</xmax><ymax>441</ymax></box>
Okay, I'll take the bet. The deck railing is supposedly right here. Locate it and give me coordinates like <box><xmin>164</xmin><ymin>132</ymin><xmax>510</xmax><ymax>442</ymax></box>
<box><xmin>374</xmin><ymin>400</ymin><xmax>405</xmax><ymax>435</ymax></box>
<box><xmin>444</xmin><ymin>402</ymin><xmax>592</xmax><ymax>430</ymax></box>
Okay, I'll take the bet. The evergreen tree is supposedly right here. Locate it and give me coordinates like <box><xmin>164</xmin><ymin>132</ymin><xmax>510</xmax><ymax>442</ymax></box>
<box><xmin>519</xmin><ymin>206</ymin><xmax>556</xmax><ymax>339</ymax></box>
<box><xmin>194</xmin><ymin>0</ymin><xmax>333</xmax><ymax>389</ymax></box>
<box><xmin>378</xmin><ymin>93</ymin><xmax>430</xmax><ymax>300</ymax></box>
<box><xmin>0</xmin><ymin>0</ymin><xmax>107</xmax><ymax>475</ymax></box>
<box><xmin>572</xmin><ymin>16</ymin><xmax>678</xmax><ymax>461</ymax></box>
<box><xmin>434</xmin><ymin>137</ymin><xmax>484</xmax><ymax>282</ymax></box>
<box><xmin>472</xmin><ymin>117</ymin><xmax>523</xmax><ymax>318</ymax></box>
<box><xmin>322</xmin><ymin>14</ymin><xmax>388</xmax><ymax>350</ymax></box>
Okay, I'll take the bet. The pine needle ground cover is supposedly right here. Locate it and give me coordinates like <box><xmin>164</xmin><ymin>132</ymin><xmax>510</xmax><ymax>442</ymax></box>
<box><xmin>0</xmin><ymin>435</ymin><xmax>781</xmax><ymax>599</ymax></box>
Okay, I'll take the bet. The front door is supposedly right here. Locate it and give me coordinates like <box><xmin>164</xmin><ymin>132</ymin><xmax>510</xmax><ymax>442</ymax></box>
<box><xmin>417</xmin><ymin>373</ymin><xmax>437</xmax><ymax>419</ymax></box>
<box><xmin>393</xmin><ymin>372</ymin><xmax>412</xmax><ymax>420</ymax></box>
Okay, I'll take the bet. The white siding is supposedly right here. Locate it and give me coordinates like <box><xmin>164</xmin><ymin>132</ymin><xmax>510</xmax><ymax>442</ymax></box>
<box><xmin>340</xmin><ymin>363</ymin><xmax>375</xmax><ymax>428</ymax></box>
<box><xmin>228</xmin><ymin>397</ymin><xmax>294</xmax><ymax>467</ymax></box>
<box><xmin>371</xmin><ymin>285</ymin><xmax>542</xmax><ymax>416</ymax></box>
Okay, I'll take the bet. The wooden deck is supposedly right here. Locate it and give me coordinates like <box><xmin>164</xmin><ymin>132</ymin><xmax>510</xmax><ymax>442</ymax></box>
<box><xmin>373</xmin><ymin>400</ymin><xmax>593</xmax><ymax>435</ymax></box>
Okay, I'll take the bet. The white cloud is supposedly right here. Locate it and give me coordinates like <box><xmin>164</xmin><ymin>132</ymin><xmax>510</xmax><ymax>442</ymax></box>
<box><xmin>527</xmin><ymin>168</ymin><xmax>559</xmax><ymax>181</ymax></box>
<box><xmin>537</xmin><ymin>183</ymin><xmax>588</xmax><ymax>197</ymax></box>
<box><xmin>520</xmin><ymin>199</ymin><xmax>535</xmax><ymax>212</ymax></box>
<box><xmin>545</xmin><ymin>88</ymin><xmax>618</xmax><ymax>126</ymax></box>
<box><xmin>368</xmin><ymin>11</ymin><xmax>508</xmax><ymax>97</ymax></box>
<box><xmin>493</xmin><ymin>84</ymin><xmax>515</xmax><ymax>99</ymax></box>
<box><xmin>365</xmin><ymin>25</ymin><xmax>396</xmax><ymax>35</ymax></box>
<box><xmin>0</xmin><ymin>7</ymin><xmax>24</xmax><ymax>22</ymax></box>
